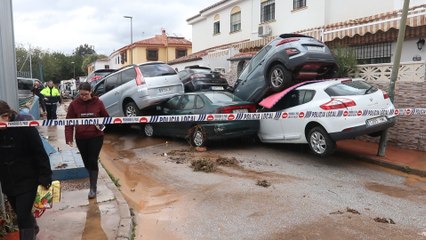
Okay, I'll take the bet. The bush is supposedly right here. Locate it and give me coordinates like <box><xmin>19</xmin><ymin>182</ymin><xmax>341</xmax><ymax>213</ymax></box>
<box><xmin>331</xmin><ymin>45</ymin><xmax>358</xmax><ymax>78</ymax></box>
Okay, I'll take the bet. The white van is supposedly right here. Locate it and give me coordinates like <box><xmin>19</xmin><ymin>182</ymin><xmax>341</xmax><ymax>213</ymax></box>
<box><xmin>60</xmin><ymin>79</ymin><xmax>77</xmax><ymax>99</ymax></box>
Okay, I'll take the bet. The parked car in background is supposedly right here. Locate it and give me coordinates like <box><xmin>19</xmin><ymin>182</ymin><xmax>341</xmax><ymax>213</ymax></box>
<box><xmin>86</xmin><ymin>69</ymin><xmax>116</xmax><ymax>88</ymax></box>
<box><xmin>93</xmin><ymin>62</ymin><xmax>184</xmax><ymax>117</ymax></box>
<box><xmin>17</xmin><ymin>77</ymin><xmax>40</xmax><ymax>99</ymax></box>
<box><xmin>233</xmin><ymin>33</ymin><xmax>337</xmax><ymax>103</ymax></box>
<box><xmin>143</xmin><ymin>91</ymin><xmax>259</xmax><ymax>147</ymax></box>
<box><xmin>177</xmin><ymin>65</ymin><xmax>229</xmax><ymax>92</ymax></box>
<box><xmin>258</xmin><ymin>78</ymin><xmax>396</xmax><ymax>157</ymax></box>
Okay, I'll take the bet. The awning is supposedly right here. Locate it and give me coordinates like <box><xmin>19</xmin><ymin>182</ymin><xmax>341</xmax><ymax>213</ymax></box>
<box><xmin>232</xmin><ymin>36</ymin><xmax>275</xmax><ymax>51</ymax></box>
<box><xmin>298</xmin><ymin>4</ymin><xmax>426</xmax><ymax>42</ymax></box>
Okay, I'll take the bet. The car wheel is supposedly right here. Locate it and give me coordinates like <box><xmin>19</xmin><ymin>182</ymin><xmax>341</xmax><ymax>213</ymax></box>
<box><xmin>124</xmin><ymin>102</ymin><xmax>141</xmax><ymax>117</ymax></box>
<box><xmin>190</xmin><ymin>125</ymin><xmax>206</xmax><ymax>147</ymax></box>
<box><xmin>144</xmin><ymin>124</ymin><xmax>154</xmax><ymax>137</ymax></box>
<box><xmin>307</xmin><ymin>126</ymin><xmax>336</xmax><ymax>157</ymax></box>
<box><xmin>268</xmin><ymin>64</ymin><xmax>292</xmax><ymax>92</ymax></box>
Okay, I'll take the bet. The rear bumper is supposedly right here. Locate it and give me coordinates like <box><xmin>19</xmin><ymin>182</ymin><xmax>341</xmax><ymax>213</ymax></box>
<box><xmin>329</xmin><ymin>117</ymin><xmax>396</xmax><ymax>141</ymax></box>
<box><xmin>286</xmin><ymin>52</ymin><xmax>336</xmax><ymax>71</ymax></box>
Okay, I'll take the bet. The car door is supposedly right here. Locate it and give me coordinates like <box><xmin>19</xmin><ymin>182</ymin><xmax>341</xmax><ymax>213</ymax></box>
<box><xmin>173</xmin><ymin>94</ymin><xmax>197</xmax><ymax>136</ymax></box>
<box><xmin>279</xmin><ymin>90</ymin><xmax>315</xmax><ymax>141</ymax></box>
<box><xmin>100</xmin><ymin>73</ymin><xmax>122</xmax><ymax>116</ymax></box>
<box><xmin>155</xmin><ymin>95</ymin><xmax>182</xmax><ymax>136</ymax></box>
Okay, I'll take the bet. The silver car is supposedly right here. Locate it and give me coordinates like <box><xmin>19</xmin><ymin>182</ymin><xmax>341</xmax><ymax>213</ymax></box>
<box><xmin>93</xmin><ymin>62</ymin><xmax>184</xmax><ymax>116</ymax></box>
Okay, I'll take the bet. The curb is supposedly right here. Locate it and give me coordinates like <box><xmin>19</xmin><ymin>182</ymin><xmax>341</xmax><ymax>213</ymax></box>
<box><xmin>339</xmin><ymin>150</ymin><xmax>426</xmax><ymax>177</ymax></box>
<box><xmin>99</xmin><ymin>164</ymin><xmax>133</xmax><ymax>240</ymax></box>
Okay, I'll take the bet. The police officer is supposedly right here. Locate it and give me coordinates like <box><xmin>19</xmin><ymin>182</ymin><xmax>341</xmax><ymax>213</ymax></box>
<box><xmin>40</xmin><ymin>80</ymin><xmax>61</xmax><ymax>119</ymax></box>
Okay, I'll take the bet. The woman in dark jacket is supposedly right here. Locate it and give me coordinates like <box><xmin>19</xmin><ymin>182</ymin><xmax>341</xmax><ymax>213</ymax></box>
<box><xmin>0</xmin><ymin>100</ymin><xmax>52</xmax><ymax>240</ymax></box>
<box><xmin>65</xmin><ymin>82</ymin><xmax>109</xmax><ymax>199</ymax></box>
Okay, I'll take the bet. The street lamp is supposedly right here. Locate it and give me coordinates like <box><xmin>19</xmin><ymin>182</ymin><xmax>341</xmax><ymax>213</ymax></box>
<box><xmin>123</xmin><ymin>16</ymin><xmax>133</xmax><ymax>64</ymax></box>
<box><xmin>70</xmin><ymin>61</ymin><xmax>75</xmax><ymax>79</ymax></box>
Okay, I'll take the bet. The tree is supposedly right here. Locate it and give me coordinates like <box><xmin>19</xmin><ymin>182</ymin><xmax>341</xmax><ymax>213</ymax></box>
<box><xmin>331</xmin><ymin>45</ymin><xmax>358</xmax><ymax>78</ymax></box>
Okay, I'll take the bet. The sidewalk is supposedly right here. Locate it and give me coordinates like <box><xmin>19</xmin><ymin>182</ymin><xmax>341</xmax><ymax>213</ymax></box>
<box><xmin>35</xmin><ymin>103</ymin><xmax>133</xmax><ymax>240</ymax></box>
<box><xmin>338</xmin><ymin>139</ymin><xmax>426</xmax><ymax>177</ymax></box>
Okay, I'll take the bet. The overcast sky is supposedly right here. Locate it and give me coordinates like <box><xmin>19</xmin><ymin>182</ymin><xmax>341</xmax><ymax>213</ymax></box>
<box><xmin>12</xmin><ymin>0</ymin><xmax>213</xmax><ymax>55</ymax></box>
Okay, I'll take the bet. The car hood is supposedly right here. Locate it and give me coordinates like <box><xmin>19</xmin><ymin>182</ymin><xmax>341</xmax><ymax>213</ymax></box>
<box><xmin>259</xmin><ymin>80</ymin><xmax>323</xmax><ymax>109</ymax></box>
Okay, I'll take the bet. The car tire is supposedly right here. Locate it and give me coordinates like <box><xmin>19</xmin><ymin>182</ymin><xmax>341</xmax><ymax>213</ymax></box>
<box><xmin>268</xmin><ymin>64</ymin><xmax>292</xmax><ymax>92</ymax></box>
<box><xmin>190</xmin><ymin>125</ymin><xmax>206</xmax><ymax>147</ymax></box>
<box><xmin>124</xmin><ymin>102</ymin><xmax>141</xmax><ymax>117</ymax></box>
<box><xmin>307</xmin><ymin>126</ymin><xmax>336</xmax><ymax>157</ymax></box>
<box><xmin>144</xmin><ymin>124</ymin><xmax>154</xmax><ymax>137</ymax></box>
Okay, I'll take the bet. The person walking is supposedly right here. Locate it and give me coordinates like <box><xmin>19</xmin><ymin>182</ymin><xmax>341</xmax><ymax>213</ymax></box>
<box><xmin>31</xmin><ymin>81</ymin><xmax>46</xmax><ymax>116</ymax></box>
<box><xmin>40</xmin><ymin>80</ymin><xmax>61</xmax><ymax>119</ymax></box>
<box><xmin>65</xmin><ymin>82</ymin><xmax>109</xmax><ymax>199</ymax></box>
<box><xmin>0</xmin><ymin>100</ymin><xmax>52</xmax><ymax>240</ymax></box>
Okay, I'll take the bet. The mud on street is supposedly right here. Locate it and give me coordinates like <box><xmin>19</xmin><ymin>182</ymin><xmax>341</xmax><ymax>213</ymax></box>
<box><xmin>100</xmin><ymin>127</ymin><xmax>426</xmax><ymax>240</ymax></box>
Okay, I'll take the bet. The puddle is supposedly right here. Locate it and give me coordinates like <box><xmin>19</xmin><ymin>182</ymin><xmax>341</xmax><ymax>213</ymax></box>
<box><xmin>365</xmin><ymin>182</ymin><xmax>426</xmax><ymax>201</ymax></box>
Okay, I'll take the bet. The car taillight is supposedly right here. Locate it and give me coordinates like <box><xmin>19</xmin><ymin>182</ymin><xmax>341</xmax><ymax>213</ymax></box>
<box><xmin>383</xmin><ymin>91</ymin><xmax>389</xmax><ymax>99</ymax></box>
<box><xmin>91</xmin><ymin>76</ymin><xmax>102</xmax><ymax>82</ymax></box>
<box><xmin>191</xmin><ymin>74</ymin><xmax>207</xmax><ymax>79</ymax></box>
<box><xmin>285</xmin><ymin>48</ymin><xmax>300</xmax><ymax>56</ymax></box>
<box><xmin>320</xmin><ymin>98</ymin><xmax>356</xmax><ymax>110</ymax></box>
<box><xmin>135</xmin><ymin>67</ymin><xmax>145</xmax><ymax>86</ymax></box>
<box><xmin>276</xmin><ymin>38</ymin><xmax>300</xmax><ymax>46</ymax></box>
<box><xmin>217</xmin><ymin>104</ymin><xmax>257</xmax><ymax>113</ymax></box>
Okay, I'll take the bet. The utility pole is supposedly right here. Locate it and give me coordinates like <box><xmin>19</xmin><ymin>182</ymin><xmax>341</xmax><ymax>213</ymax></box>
<box><xmin>377</xmin><ymin>0</ymin><xmax>410</xmax><ymax>156</ymax></box>
<box><xmin>123</xmin><ymin>16</ymin><xmax>133</xmax><ymax>64</ymax></box>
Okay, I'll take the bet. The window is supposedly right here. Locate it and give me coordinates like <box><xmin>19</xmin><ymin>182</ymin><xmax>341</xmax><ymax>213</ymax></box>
<box><xmin>261</xmin><ymin>0</ymin><xmax>275</xmax><ymax>23</ymax></box>
<box><xmin>176</xmin><ymin>49</ymin><xmax>187</xmax><ymax>59</ymax></box>
<box><xmin>120</xmin><ymin>52</ymin><xmax>127</xmax><ymax>64</ymax></box>
<box><xmin>146</xmin><ymin>49</ymin><xmax>158</xmax><ymax>61</ymax></box>
<box><xmin>325</xmin><ymin>81</ymin><xmax>377</xmax><ymax>97</ymax></box>
<box><xmin>179</xmin><ymin>95</ymin><xmax>196</xmax><ymax>110</ymax></box>
<box><xmin>195</xmin><ymin>96</ymin><xmax>205</xmax><ymax>109</ymax></box>
<box><xmin>214</xmin><ymin>21</ymin><xmax>220</xmax><ymax>35</ymax></box>
<box><xmin>239</xmin><ymin>45</ymin><xmax>272</xmax><ymax>80</ymax></box>
<box><xmin>230</xmin><ymin>7</ymin><xmax>241</xmax><ymax>33</ymax></box>
<box><xmin>271</xmin><ymin>90</ymin><xmax>315</xmax><ymax>111</ymax></box>
<box><xmin>104</xmin><ymin>65</ymin><xmax>110</xmax><ymax>69</ymax></box>
<box><xmin>352</xmin><ymin>42</ymin><xmax>392</xmax><ymax>64</ymax></box>
<box><xmin>139</xmin><ymin>63</ymin><xmax>176</xmax><ymax>77</ymax></box>
<box><xmin>293</xmin><ymin>0</ymin><xmax>306</xmax><ymax>10</ymax></box>
<box><xmin>104</xmin><ymin>73</ymin><xmax>120</xmax><ymax>92</ymax></box>
<box><xmin>121</xmin><ymin>68</ymin><xmax>136</xmax><ymax>84</ymax></box>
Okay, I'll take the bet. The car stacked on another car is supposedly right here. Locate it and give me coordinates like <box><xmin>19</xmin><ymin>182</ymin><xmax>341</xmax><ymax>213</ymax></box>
<box><xmin>93</xmin><ymin>62</ymin><xmax>184</xmax><ymax>117</ymax></box>
<box><xmin>233</xmin><ymin>33</ymin><xmax>337</xmax><ymax>103</ymax></box>
<box><xmin>86</xmin><ymin>69</ymin><xmax>116</xmax><ymax>88</ymax></box>
<box><xmin>143</xmin><ymin>91</ymin><xmax>259</xmax><ymax>146</ymax></box>
<box><xmin>258</xmin><ymin>78</ymin><xmax>396</xmax><ymax>157</ymax></box>
<box><xmin>178</xmin><ymin>65</ymin><xmax>229</xmax><ymax>92</ymax></box>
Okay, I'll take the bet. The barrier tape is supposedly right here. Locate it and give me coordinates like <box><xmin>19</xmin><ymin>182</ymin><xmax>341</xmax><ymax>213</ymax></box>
<box><xmin>0</xmin><ymin>108</ymin><xmax>425</xmax><ymax>128</ymax></box>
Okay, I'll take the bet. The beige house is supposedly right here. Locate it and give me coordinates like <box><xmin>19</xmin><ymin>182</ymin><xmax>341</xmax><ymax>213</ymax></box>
<box><xmin>109</xmin><ymin>30</ymin><xmax>192</xmax><ymax>68</ymax></box>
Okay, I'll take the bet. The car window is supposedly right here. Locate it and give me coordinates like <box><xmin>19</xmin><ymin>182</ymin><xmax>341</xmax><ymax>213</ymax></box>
<box><xmin>165</xmin><ymin>96</ymin><xmax>181</xmax><ymax>110</ymax></box>
<box><xmin>177</xmin><ymin>70</ymin><xmax>189</xmax><ymax>79</ymax></box>
<box><xmin>17</xmin><ymin>78</ymin><xmax>34</xmax><ymax>90</ymax></box>
<box><xmin>94</xmin><ymin>81</ymin><xmax>105</xmax><ymax>96</ymax></box>
<box><xmin>139</xmin><ymin>63</ymin><xmax>176</xmax><ymax>77</ymax></box>
<box><xmin>325</xmin><ymin>81</ymin><xmax>377</xmax><ymax>96</ymax></box>
<box><xmin>239</xmin><ymin>45</ymin><xmax>272</xmax><ymax>80</ymax></box>
<box><xmin>204</xmin><ymin>92</ymin><xmax>242</xmax><ymax>103</ymax></box>
<box><xmin>179</xmin><ymin>95</ymin><xmax>196</xmax><ymax>110</ymax></box>
<box><xmin>121</xmin><ymin>68</ymin><xmax>136</xmax><ymax>84</ymax></box>
<box><xmin>105</xmin><ymin>73</ymin><xmax>121</xmax><ymax>92</ymax></box>
<box><xmin>270</xmin><ymin>90</ymin><xmax>306</xmax><ymax>111</ymax></box>
<box><xmin>303</xmin><ymin>90</ymin><xmax>315</xmax><ymax>103</ymax></box>
<box><xmin>195</xmin><ymin>96</ymin><xmax>205</xmax><ymax>109</ymax></box>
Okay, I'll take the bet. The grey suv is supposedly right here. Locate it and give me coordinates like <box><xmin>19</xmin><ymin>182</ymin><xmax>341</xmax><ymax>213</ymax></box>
<box><xmin>93</xmin><ymin>62</ymin><xmax>184</xmax><ymax>116</ymax></box>
<box><xmin>233</xmin><ymin>34</ymin><xmax>337</xmax><ymax>103</ymax></box>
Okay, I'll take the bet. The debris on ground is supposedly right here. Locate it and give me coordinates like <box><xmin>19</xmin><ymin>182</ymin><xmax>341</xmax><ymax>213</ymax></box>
<box><xmin>346</xmin><ymin>207</ymin><xmax>361</xmax><ymax>215</ymax></box>
<box><xmin>256</xmin><ymin>180</ymin><xmax>271</xmax><ymax>188</ymax></box>
<box><xmin>374</xmin><ymin>217</ymin><xmax>395</xmax><ymax>224</ymax></box>
<box><xmin>191</xmin><ymin>158</ymin><xmax>216</xmax><ymax>173</ymax></box>
<box><xmin>55</xmin><ymin>163</ymin><xmax>68</xmax><ymax>169</ymax></box>
<box><xmin>329</xmin><ymin>210</ymin><xmax>344</xmax><ymax>215</ymax></box>
<box><xmin>216</xmin><ymin>157</ymin><xmax>239</xmax><ymax>166</ymax></box>
<box><xmin>195</xmin><ymin>146</ymin><xmax>207</xmax><ymax>152</ymax></box>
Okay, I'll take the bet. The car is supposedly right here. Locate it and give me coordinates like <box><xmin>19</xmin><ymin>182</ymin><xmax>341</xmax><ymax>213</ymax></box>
<box><xmin>257</xmin><ymin>78</ymin><xmax>396</xmax><ymax>157</ymax></box>
<box><xmin>177</xmin><ymin>65</ymin><xmax>229</xmax><ymax>92</ymax></box>
<box><xmin>233</xmin><ymin>33</ymin><xmax>337</xmax><ymax>103</ymax></box>
<box><xmin>143</xmin><ymin>91</ymin><xmax>259</xmax><ymax>147</ymax></box>
<box><xmin>93</xmin><ymin>62</ymin><xmax>184</xmax><ymax>117</ymax></box>
<box><xmin>17</xmin><ymin>77</ymin><xmax>40</xmax><ymax>99</ymax></box>
<box><xmin>86</xmin><ymin>69</ymin><xmax>116</xmax><ymax>88</ymax></box>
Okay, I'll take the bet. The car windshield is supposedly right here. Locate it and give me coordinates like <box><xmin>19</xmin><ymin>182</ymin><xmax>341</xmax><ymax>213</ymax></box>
<box><xmin>325</xmin><ymin>81</ymin><xmax>378</xmax><ymax>96</ymax></box>
<box><xmin>238</xmin><ymin>44</ymin><xmax>272</xmax><ymax>80</ymax></box>
<box><xmin>17</xmin><ymin>78</ymin><xmax>34</xmax><ymax>90</ymax></box>
<box><xmin>204</xmin><ymin>92</ymin><xmax>242</xmax><ymax>103</ymax></box>
<box><xmin>139</xmin><ymin>63</ymin><xmax>176</xmax><ymax>77</ymax></box>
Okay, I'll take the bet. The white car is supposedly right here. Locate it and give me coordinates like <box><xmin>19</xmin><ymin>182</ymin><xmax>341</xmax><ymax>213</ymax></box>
<box><xmin>258</xmin><ymin>78</ymin><xmax>396</xmax><ymax>157</ymax></box>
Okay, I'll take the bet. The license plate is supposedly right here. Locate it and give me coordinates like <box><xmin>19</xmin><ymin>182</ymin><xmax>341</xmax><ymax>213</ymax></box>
<box><xmin>306</xmin><ymin>46</ymin><xmax>324</xmax><ymax>52</ymax></box>
<box><xmin>211</xmin><ymin>86</ymin><xmax>224</xmax><ymax>90</ymax></box>
<box><xmin>159</xmin><ymin>87</ymin><xmax>171</xmax><ymax>93</ymax></box>
<box><xmin>232</xmin><ymin>109</ymin><xmax>248</xmax><ymax>113</ymax></box>
<box><xmin>366</xmin><ymin>116</ymin><xmax>387</xmax><ymax>127</ymax></box>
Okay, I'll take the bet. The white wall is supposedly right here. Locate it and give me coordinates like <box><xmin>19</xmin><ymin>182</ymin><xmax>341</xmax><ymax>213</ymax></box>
<box><xmin>395</xmin><ymin>38</ymin><xmax>426</xmax><ymax>62</ymax></box>
<box><xmin>108</xmin><ymin>51</ymin><xmax>122</xmax><ymax>70</ymax></box>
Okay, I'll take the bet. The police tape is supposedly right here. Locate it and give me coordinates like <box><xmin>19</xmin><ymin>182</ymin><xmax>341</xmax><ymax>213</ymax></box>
<box><xmin>0</xmin><ymin>108</ymin><xmax>425</xmax><ymax>128</ymax></box>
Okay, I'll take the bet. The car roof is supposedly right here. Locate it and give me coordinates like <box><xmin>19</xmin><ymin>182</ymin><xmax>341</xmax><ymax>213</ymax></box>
<box><xmin>93</xmin><ymin>69</ymin><xmax>115</xmax><ymax>73</ymax></box>
<box><xmin>184</xmin><ymin>65</ymin><xmax>211</xmax><ymax>70</ymax></box>
<box><xmin>295</xmin><ymin>78</ymin><xmax>356</xmax><ymax>90</ymax></box>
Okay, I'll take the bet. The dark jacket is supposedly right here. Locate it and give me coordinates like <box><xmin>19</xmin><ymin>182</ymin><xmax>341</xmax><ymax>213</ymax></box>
<box><xmin>65</xmin><ymin>96</ymin><xmax>109</xmax><ymax>142</ymax></box>
<box><xmin>0</xmin><ymin>123</ymin><xmax>52</xmax><ymax>196</ymax></box>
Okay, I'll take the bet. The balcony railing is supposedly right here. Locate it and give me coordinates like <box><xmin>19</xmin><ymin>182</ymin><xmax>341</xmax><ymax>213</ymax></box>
<box><xmin>352</xmin><ymin>61</ymin><xmax>425</xmax><ymax>82</ymax></box>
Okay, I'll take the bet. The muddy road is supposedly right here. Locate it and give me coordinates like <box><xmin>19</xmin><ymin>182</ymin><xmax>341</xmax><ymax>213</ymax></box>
<box><xmin>100</xmin><ymin>127</ymin><xmax>426</xmax><ymax>240</ymax></box>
